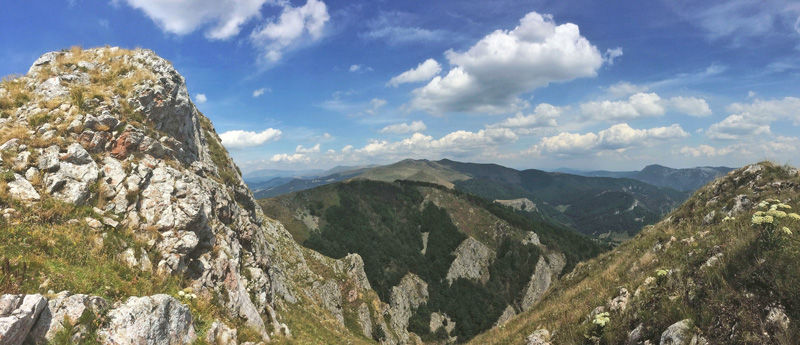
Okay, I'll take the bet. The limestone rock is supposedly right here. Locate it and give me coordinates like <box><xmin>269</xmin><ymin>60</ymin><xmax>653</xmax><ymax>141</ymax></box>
<box><xmin>446</xmin><ymin>237</ymin><xmax>494</xmax><ymax>285</ymax></box>
<box><xmin>7</xmin><ymin>174</ymin><xmax>40</xmax><ymax>201</ymax></box>
<box><xmin>627</xmin><ymin>323</ymin><xmax>644</xmax><ymax>345</ymax></box>
<box><xmin>334</xmin><ymin>253</ymin><xmax>372</xmax><ymax>291</ymax></box>
<box><xmin>526</xmin><ymin>329</ymin><xmax>551</xmax><ymax>345</ymax></box>
<box><xmin>357</xmin><ymin>303</ymin><xmax>372</xmax><ymax>339</ymax></box>
<box><xmin>205</xmin><ymin>321</ymin><xmax>237</xmax><ymax>345</ymax></box>
<box><xmin>429</xmin><ymin>312</ymin><xmax>455</xmax><ymax>338</ymax></box>
<box><xmin>309</xmin><ymin>280</ymin><xmax>343</xmax><ymax>326</ymax></box>
<box><xmin>27</xmin><ymin>292</ymin><xmax>108</xmax><ymax>344</ymax></box>
<box><xmin>0</xmin><ymin>294</ymin><xmax>47</xmax><ymax>345</ymax></box>
<box><xmin>609</xmin><ymin>287</ymin><xmax>630</xmax><ymax>312</ymax></box>
<box><xmin>12</xmin><ymin>152</ymin><xmax>30</xmax><ymax>172</ymax></box>
<box><xmin>37</xmin><ymin>145</ymin><xmax>60</xmax><ymax>172</ymax></box>
<box><xmin>493</xmin><ymin>305</ymin><xmax>516</xmax><ymax>328</ymax></box>
<box><xmin>389</xmin><ymin>273</ymin><xmax>428</xmax><ymax>343</ymax></box>
<box><xmin>98</xmin><ymin>294</ymin><xmax>196</xmax><ymax>345</ymax></box>
<box><xmin>659</xmin><ymin>319</ymin><xmax>692</xmax><ymax>345</ymax></box>
<box><xmin>520</xmin><ymin>253</ymin><xmax>566</xmax><ymax>311</ymax></box>
<box><xmin>0</xmin><ymin>139</ymin><xmax>20</xmax><ymax>151</ymax></box>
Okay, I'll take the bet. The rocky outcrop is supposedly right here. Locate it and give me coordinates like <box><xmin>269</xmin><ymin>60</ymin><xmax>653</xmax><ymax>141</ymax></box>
<box><xmin>205</xmin><ymin>321</ymin><xmax>238</xmax><ymax>345</ymax></box>
<box><xmin>526</xmin><ymin>329</ymin><xmax>551</xmax><ymax>345</ymax></box>
<box><xmin>0</xmin><ymin>294</ymin><xmax>47</xmax><ymax>345</ymax></box>
<box><xmin>1</xmin><ymin>47</ymin><xmax>402</xmax><ymax>344</ymax></box>
<box><xmin>389</xmin><ymin>273</ymin><xmax>429</xmax><ymax>344</ymax></box>
<box><xmin>99</xmin><ymin>294</ymin><xmax>196</xmax><ymax>345</ymax></box>
<box><xmin>446</xmin><ymin>237</ymin><xmax>494</xmax><ymax>285</ymax></box>
<box><xmin>495</xmin><ymin>198</ymin><xmax>536</xmax><ymax>212</ymax></box>
<box><xmin>357</xmin><ymin>303</ymin><xmax>372</xmax><ymax>339</ymax></box>
<box><xmin>659</xmin><ymin>319</ymin><xmax>692</xmax><ymax>345</ymax></box>
<box><xmin>429</xmin><ymin>312</ymin><xmax>456</xmax><ymax>340</ymax></box>
<box><xmin>26</xmin><ymin>292</ymin><xmax>108</xmax><ymax>344</ymax></box>
<box><xmin>520</xmin><ymin>252</ymin><xmax>566</xmax><ymax>311</ymax></box>
<box><xmin>493</xmin><ymin>305</ymin><xmax>516</xmax><ymax>328</ymax></box>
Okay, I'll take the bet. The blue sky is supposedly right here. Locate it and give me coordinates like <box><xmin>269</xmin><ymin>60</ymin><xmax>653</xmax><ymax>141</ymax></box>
<box><xmin>2</xmin><ymin>0</ymin><xmax>799</xmax><ymax>172</ymax></box>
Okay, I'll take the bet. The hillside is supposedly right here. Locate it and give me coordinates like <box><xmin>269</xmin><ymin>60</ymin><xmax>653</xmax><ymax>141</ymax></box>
<box><xmin>561</xmin><ymin>164</ymin><xmax>734</xmax><ymax>192</ymax></box>
<box><xmin>259</xmin><ymin>179</ymin><xmax>607</xmax><ymax>342</ymax></box>
<box><xmin>254</xmin><ymin>159</ymin><xmax>689</xmax><ymax>240</ymax></box>
<box><xmin>0</xmin><ymin>47</ymin><xmax>405</xmax><ymax>344</ymax></box>
<box><xmin>469</xmin><ymin>162</ymin><xmax>800</xmax><ymax>345</ymax></box>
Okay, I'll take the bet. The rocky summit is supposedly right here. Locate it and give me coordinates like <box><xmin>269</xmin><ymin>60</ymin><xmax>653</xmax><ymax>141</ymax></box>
<box><xmin>0</xmin><ymin>47</ymin><xmax>399</xmax><ymax>344</ymax></box>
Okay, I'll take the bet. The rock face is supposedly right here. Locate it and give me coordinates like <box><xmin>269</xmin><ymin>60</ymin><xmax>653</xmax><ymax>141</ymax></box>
<box><xmin>520</xmin><ymin>252</ymin><xmax>566</xmax><ymax>311</ymax></box>
<box><xmin>1</xmin><ymin>47</ymin><xmax>401</xmax><ymax>344</ymax></box>
<box><xmin>446</xmin><ymin>237</ymin><xmax>494</xmax><ymax>284</ymax></box>
<box><xmin>389</xmin><ymin>273</ymin><xmax>429</xmax><ymax>344</ymax></box>
<box><xmin>99</xmin><ymin>295</ymin><xmax>196</xmax><ymax>345</ymax></box>
<box><xmin>0</xmin><ymin>294</ymin><xmax>47</xmax><ymax>345</ymax></box>
<box><xmin>495</xmin><ymin>198</ymin><xmax>537</xmax><ymax>212</ymax></box>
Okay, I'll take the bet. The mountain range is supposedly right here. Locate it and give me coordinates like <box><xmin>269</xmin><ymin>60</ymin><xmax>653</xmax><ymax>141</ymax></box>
<box><xmin>2</xmin><ymin>47</ymin><xmax>797</xmax><ymax>345</ymax></box>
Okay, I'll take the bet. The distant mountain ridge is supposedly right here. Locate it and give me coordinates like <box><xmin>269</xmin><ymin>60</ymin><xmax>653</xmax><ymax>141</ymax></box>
<box><xmin>556</xmin><ymin>164</ymin><xmax>735</xmax><ymax>191</ymax></box>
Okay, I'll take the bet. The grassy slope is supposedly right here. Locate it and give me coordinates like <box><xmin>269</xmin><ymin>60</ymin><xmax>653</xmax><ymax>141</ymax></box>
<box><xmin>469</xmin><ymin>162</ymin><xmax>800</xmax><ymax>345</ymax></box>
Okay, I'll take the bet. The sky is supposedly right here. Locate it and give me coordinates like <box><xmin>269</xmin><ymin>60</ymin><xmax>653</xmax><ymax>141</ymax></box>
<box><xmin>2</xmin><ymin>0</ymin><xmax>799</xmax><ymax>173</ymax></box>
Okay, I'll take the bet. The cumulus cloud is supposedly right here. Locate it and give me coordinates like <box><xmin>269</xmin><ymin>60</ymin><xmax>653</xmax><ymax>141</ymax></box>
<box><xmin>535</xmin><ymin>123</ymin><xmax>688</xmax><ymax>156</ymax></box>
<box><xmin>122</xmin><ymin>0</ymin><xmax>268</xmax><ymax>39</ymax></box>
<box><xmin>357</xmin><ymin>128</ymin><xmax>517</xmax><ymax>158</ymax></box>
<box><xmin>706</xmin><ymin>114</ymin><xmax>772</xmax><ymax>140</ymax></box>
<box><xmin>194</xmin><ymin>93</ymin><xmax>207</xmax><ymax>104</ymax></box>
<box><xmin>250</xmin><ymin>0</ymin><xmax>329</xmax><ymax>64</ymax></box>
<box><xmin>219</xmin><ymin>128</ymin><xmax>282</xmax><ymax>148</ymax></box>
<box><xmin>605</xmin><ymin>82</ymin><xmax>648</xmax><ymax>98</ymax></box>
<box><xmin>706</xmin><ymin>97</ymin><xmax>800</xmax><ymax>140</ymax></box>
<box><xmin>668</xmin><ymin>96</ymin><xmax>712</xmax><ymax>117</ymax></box>
<box><xmin>252</xmin><ymin>87</ymin><xmax>271</xmax><ymax>97</ymax></box>
<box><xmin>582</xmin><ymin>93</ymin><xmax>712</xmax><ymax>121</ymax></box>
<box><xmin>409</xmin><ymin>12</ymin><xmax>606</xmax><ymax>115</ymax></box>
<box><xmin>488</xmin><ymin>103</ymin><xmax>563</xmax><ymax>130</ymax></box>
<box><xmin>679</xmin><ymin>144</ymin><xmax>730</xmax><ymax>157</ymax></box>
<box><xmin>379</xmin><ymin>121</ymin><xmax>427</xmax><ymax>134</ymax></box>
<box><xmin>387</xmin><ymin>59</ymin><xmax>442</xmax><ymax>87</ymax></box>
<box><xmin>581</xmin><ymin>93</ymin><xmax>665</xmax><ymax>121</ymax></box>
<box><xmin>349</xmin><ymin>64</ymin><xmax>373</xmax><ymax>73</ymax></box>
<box><xmin>295</xmin><ymin>143</ymin><xmax>321</xmax><ymax>153</ymax></box>
<box><xmin>270</xmin><ymin>153</ymin><xmax>310</xmax><ymax>163</ymax></box>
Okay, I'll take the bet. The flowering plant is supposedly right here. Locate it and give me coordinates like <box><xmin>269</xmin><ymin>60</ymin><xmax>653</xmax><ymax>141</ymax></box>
<box><xmin>752</xmin><ymin>199</ymin><xmax>799</xmax><ymax>249</ymax></box>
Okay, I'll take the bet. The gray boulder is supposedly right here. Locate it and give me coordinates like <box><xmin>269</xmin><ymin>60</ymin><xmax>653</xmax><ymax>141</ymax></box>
<box><xmin>7</xmin><ymin>174</ymin><xmax>40</xmax><ymax>201</ymax></box>
<box><xmin>205</xmin><ymin>321</ymin><xmax>237</xmax><ymax>345</ymax></box>
<box><xmin>27</xmin><ymin>292</ymin><xmax>108</xmax><ymax>344</ymax></box>
<box><xmin>0</xmin><ymin>294</ymin><xmax>47</xmax><ymax>345</ymax></box>
<box><xmin>660</xmin><ymin>319</ymin><xmax>692</xmax><ymax>345</ymax></box>
<box><xmin>98</xmin><ymin>294</ymin><xmax>196</xmax><ymax>345</ymax></box>
<box><xmin>526</xmin><ymin>329</ymin><xmax>551</xmax><ymax>345</ymax></box>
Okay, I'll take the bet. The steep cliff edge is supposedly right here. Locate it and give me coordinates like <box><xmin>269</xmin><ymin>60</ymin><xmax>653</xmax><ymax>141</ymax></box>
<box><xmin>0</xmin><ymin>47</ymin><xmax>394</xmax><ymax>344</ymax></box>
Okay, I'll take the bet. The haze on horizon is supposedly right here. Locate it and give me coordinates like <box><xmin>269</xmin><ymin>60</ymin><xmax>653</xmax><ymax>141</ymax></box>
<box><xmin>2</xmin><ymin>0</ymin><xmax>798</xmax><ymax>173</ymax></box>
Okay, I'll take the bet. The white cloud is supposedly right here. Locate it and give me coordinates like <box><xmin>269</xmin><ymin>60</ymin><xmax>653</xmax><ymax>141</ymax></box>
<box><xmin>356</xmin><ymin>128</ymin><xmax>517</xmax><ymax>158</ymax></box>
<box><xmin>219</xmin><ymin>128</ymin><xmax>282</xmax><ymax>148</ymax></box>
<box><xmin>604</xmin><ymin>47</ymin><xmax>623</xmax><ymax>65</ymax></box>
<box><xmin>488</xmin><ymin>103</ymin><xmax>563</xmax><ymax>129</ymax></box>
<box><xmin>379</xmin><ymin>121</ymin><xmax>427</xmax><ymax>134</ymax></box>
<box><xmin>706</xmin><ymin>97</ymin><xmax>800</xmax><ymax>140</ymax></box>
<box><xmin>250</xmin><ymin>0</ymin><xmax>329</xmax><ymax>64</ymax></box>
<box><xmin>296</xmin><ymin>143</ymin><xmax>321</xmax><ymax>153</ymax></box>
<box><xmin>679</xmin><ymin>144</ymin><xmax>729</xmax><ymax>157</ymax></box>
<box><xmin>535</xmin><ymin>123</ymin><xmax>688</xmax><ymax>156</ymax></box>
<box><xmin>581</xmin><ymin>93</ymin><xmax>665</xmax><ymax>121</ymax></box>
<box><xmin>605</xmin><ymin>82</ymin><xmax>648</xmax><ymax>98</ymax></box>
<box><xmin>582</xmin><ymin>93</ymin><xmax>712</xmax><ymax>121</ymax></box>
<box><xmin>122</xmin><ymin>0</ymin><xmax>269</xmax><ymax>39</ymax></box>
<box><xmin>409</xmin><ymin>12</ymin><xmax>606</xmax><ymax>115</ymax></box>
<box><xmin>357</xmin><ymin>98</ymin><xmax>387</xmax><ymax>116</ymax></box>
<box><xmin>194</xmin><ymin>93</ymin><xmax>207</xmax><ymax>104</ymax></box>
<box><xmin>349</xmin><ymin>64</ymin><xmax>373</xmax><ymax>73</ymax></box>
<box><xmin>707</xmin><ymin>114</ymin><xmax>772</xmax><ymax>140</ymax></box>
<box><xmin>270</xmin><ymin>153</ymin><xmax>310</xmax><ymax>163</ymax></box>
<box><xmin>668</xmin><ymin>96</ymin><xmax>712</xmax><ymax>117</ymax></box>
<box><xmin>387</xmin><ymin>59</ymin><xmax>442</xmax><ymax>87</ymax></box>
<box><xmin>253</xmin><ymin>87</ymin><xmax>271</xmax><ymax>97</ymax></box>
